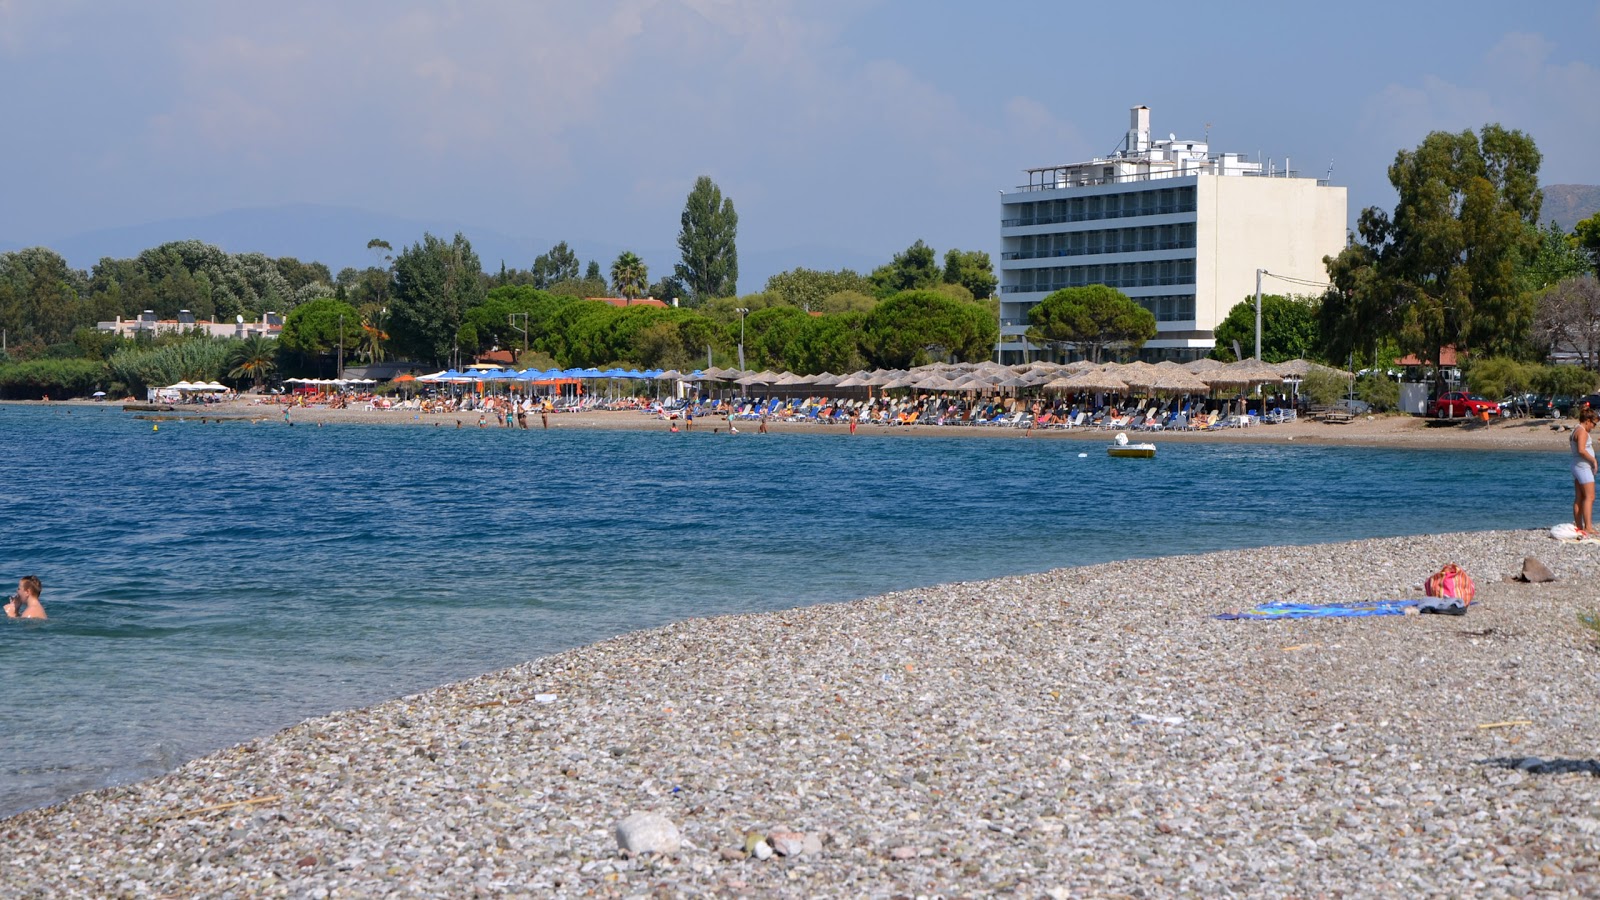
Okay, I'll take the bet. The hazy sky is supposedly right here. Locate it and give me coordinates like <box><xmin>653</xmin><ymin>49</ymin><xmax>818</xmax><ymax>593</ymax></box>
<box><xmin>2</xmin><ymin>0</ymin><xmax>1597</xmax><ymax>287</ymax></box>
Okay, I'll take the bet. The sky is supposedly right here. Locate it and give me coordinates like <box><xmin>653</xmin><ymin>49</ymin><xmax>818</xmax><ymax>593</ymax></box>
<box><xmin>2</xmin><ymin>0</ymin><xmax>1598</xmax><ymax>290</ymax></box>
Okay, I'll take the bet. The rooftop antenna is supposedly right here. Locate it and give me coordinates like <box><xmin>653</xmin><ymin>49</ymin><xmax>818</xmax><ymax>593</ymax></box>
<box><xmin>1204</xmin><ymin>122</ymin><xmax>1211</xmax><ymax>143</ymax></box>
<box><xmin>1324</xmin><ymin>159</ymin><xmax>1335</xmax><ymax>182</ymax></box>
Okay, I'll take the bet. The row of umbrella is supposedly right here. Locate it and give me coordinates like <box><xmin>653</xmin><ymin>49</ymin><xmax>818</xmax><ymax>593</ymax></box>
<box><xmin>285</xmin><ymin>377</ymin><xmax>378</xmax><ymax>386</ymax></box>
<box><xmin>397</xmin><ymin>356</ymin><xmax>1351</xmax><ymax>397</ymax></box>
<box><xmin>682</xmin><ymin>357</ymin><xmax>1351</xmax><ymax>397</ymax></box>
<box><xmin>415</xmin><ymin>367</ymin><xmax>683</xmax><ymax>383</ymax></box>
<box><xmin>162</xmin><ymin>381</ymin><xmax>230</xmax><ymax>392</ymax></box>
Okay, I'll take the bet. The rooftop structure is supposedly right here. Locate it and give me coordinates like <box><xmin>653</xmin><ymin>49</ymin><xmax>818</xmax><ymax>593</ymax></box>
<box><xmin>96</xmin><ymin>311</ymin><xmax>283</xmax><ymax>340</ymax></box>
<box><xmin>998</xmin><ymin>106</ymin><xmax>1346</xmax><ymax>362</ymax></box>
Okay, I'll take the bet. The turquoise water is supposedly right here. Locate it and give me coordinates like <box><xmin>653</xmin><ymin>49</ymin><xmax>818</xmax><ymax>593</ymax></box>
<box><xmin>0</xmin><ymin>404</ymin><xmax>1562</xmax><ymax>816</ymax></box>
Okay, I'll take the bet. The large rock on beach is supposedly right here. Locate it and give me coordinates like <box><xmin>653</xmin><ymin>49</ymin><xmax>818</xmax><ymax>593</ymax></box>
<box><xmin>614</xmin><ymin>812</ymin><xmax>681</xmax><ymax>855</ymax></box>
<box><xmin>1520</xmin><ymin>556</ymin><xmax>1556</xmax><ymax>583</ymax></box>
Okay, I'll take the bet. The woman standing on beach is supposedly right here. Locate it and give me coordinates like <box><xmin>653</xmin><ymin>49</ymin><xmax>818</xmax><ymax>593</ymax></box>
<box><xmin>1572</xmin><ymin>406</ymin><xmax>1598</xmax><ymax>535</ymax></box>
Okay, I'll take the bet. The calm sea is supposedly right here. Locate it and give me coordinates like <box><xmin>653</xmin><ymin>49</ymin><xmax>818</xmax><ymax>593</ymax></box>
<box><xmin>0</xmin><ymin>404</ymin><xmax>1564</xmax><ymax>816</ymax></box>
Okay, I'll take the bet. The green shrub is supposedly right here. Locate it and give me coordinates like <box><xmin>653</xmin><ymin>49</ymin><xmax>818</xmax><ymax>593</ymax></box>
<box><xmin>1357</xmin><ymin>373</ymin><xmax>1400</xmax><ymax>411</ymax></box>
<box><xmin>1300</xmin><ymin>368</ymin><xmax>1350</xmax><ymax>406</ymax></box>
<box><xmin>0</xmin><ymin>358</ymin><xmax>107</xmax><ymax>398</ymax></box>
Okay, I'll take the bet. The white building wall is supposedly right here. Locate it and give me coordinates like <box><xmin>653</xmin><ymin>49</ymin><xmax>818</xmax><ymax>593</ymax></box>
<box><xmin>1194</xmin><ymin>176</ymin><xmax>1347</xmax><ymax>338</ymax></box>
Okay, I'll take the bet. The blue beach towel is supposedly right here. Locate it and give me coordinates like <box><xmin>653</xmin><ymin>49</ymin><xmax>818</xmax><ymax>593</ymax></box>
<box><xmin>1216</xmin><ymin>598</ymin><xmax>1420</xmax><ymax>621</ymax></box>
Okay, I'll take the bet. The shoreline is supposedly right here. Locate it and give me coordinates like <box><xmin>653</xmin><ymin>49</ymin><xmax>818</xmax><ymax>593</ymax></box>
<box><xmin>8</xmin><ymin>398</ymin><xmax>1578</xmax><ymax>453</ymax></box>
<box><xmin>7</xmin><ymin>528</ymin><xmax>1600</xmax><ymax>896</ymax></box>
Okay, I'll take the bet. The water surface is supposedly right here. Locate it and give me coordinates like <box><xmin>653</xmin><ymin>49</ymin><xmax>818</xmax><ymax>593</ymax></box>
<box><xmin>0</xmin><ymin>404</ymin><xmax>1563</xmax><ymax>816</ymax></box>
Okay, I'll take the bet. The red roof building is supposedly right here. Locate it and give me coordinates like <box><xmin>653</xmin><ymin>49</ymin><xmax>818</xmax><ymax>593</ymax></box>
<box><xmin>1395</xmin><ymin>346</ymin><xmax>1460</xmax><ymax>367</ymax></box>
<box><xmin>588</xmin><ymin>297</ymin><xmax>670</xmax><ymax>308</ymax></box>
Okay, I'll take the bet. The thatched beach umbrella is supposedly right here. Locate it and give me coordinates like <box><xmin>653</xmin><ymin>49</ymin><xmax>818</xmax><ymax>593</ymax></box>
<box><xmin>1114</xmin><ymin>361</ymin><xmax>1162</xmax><ymax>393</ymax></box>
<box><xmin>1052</xmin><ymin>369</ymin><xmax>1130</xmax><ymax>395</ymax></box>
<box><xmin>1184</xmin><ymin>357</ymin><xmax>1227</xmax><ymax>374</ymax></box>
<box><xmin>865</xmin><ymin>370</ymin><xmax>905</xmax><ymax>387</ymax></box>
<box><xmin>1149</xmin><ymin>369</ymin><xmax>1212</xmax><ymax>395</ymax></box>
<box><xmin>913</xmin><ymin>374</ymin><xmax>964</xmax><ymax>392</ymax></box>
<box><xmin>1208</xmin><ymin>358</ymin><xmax>1285</xmax><ymax>388</ymax></box>
<box><xmin>833</xmin><ymin>373</ymin><xmax>871</xmax><ymax>388</ymax></box>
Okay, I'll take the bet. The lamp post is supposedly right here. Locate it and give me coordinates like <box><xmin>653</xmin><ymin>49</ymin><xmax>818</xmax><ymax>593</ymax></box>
<box><xmin>508</xmin><ymin>312</ymin><xmax>529</xmax><ymax>361</ymax></box>
<box><xmin>1253</xmin><ymin>268</ymin><xmax>1265</xmax><ymax>361</ymax></box>
<box><xmin>337</xmin><ymin>313</ymin><xmax>345</xmax><ymax>379</ymax></box>
<box><xmin>735</xmin><ymin>307</ymin><xmax>749</xmax><ymax>371</ymax></box>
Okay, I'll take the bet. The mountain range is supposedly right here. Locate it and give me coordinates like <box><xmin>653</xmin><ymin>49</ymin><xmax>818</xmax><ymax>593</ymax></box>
<box><xmin>1542</xmin><ymin>184</ymin><xmax>1600</xmax><ymax>231</ymax></box>
<box><xmin>0</xmin><ymin>203</ymin><xmax>886</xmax><ymax>295</ymax></box>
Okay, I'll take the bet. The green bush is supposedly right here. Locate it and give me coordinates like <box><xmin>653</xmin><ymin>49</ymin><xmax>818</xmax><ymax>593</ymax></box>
<box><xmin>108</xmin><ymin>337</ymin><xmax>237</xmax><ymax>393</ymax></box>
<box><xmin>1300</xmin><ymin>368</ymin><xmax>1350</xmax><ymax>406</ymax></box>
<box><xmin>1357</xmin><ymin>372</ymin><xmax>1400</xmax><ymax>411</ymax></box>
<box><xmin>1465</xmin><ymin>356</ymin><xmax>1531</xmax><ymax>399</ymax></box>
<box><xmin>0</xmin><ymin>358</ymin><xmax>107</xmax><ymax>399</ymax></box>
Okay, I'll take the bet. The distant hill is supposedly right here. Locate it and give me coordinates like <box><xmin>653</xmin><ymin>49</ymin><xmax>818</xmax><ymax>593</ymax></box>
<box><xmin>1543</xmin><ymin>184</ymin><xmax>1600</xmax><ymax>230</ymax></box>
<box><xmin>0</xmin><ymin>204</ymin><xmax>885</xmax><ymax>295</ymax></box>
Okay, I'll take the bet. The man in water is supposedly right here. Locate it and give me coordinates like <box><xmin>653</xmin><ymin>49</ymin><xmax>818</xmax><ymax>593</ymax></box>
<box><xmin>5</xmin><ymin>575</ymin><xmax>46</xmax><ymax>619</ymax></box>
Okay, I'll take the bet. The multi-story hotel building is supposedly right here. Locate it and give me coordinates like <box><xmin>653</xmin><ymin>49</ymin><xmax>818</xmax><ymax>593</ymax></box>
<box><xmin>997</xmin><ymin>106</ymin><xmax>1346</xmax><ymax>361</ymax></box>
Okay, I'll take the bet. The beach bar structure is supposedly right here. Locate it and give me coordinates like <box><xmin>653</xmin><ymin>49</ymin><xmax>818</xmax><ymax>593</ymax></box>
<box><xmin>997</xmin><ymin>105</ymin><xmax>1346</xmax><ymax>363</ymax></box>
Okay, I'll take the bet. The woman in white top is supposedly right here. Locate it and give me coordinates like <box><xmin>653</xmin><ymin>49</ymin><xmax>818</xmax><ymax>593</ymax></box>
<box><xmin>1572</xmin><ymin>406</ymin><xmax>1599</xmax><ymax>536</ymax></box>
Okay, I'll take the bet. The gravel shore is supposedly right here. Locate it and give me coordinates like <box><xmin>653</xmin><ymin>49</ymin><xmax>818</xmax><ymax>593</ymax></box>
<box><xmin>8</xmin><ymin>529</ymin><xmax>1600</xmax><ymax>897</ymax></box>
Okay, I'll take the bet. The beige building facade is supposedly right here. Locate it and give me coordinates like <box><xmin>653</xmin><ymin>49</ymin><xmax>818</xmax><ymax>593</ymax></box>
<box><xmin>998</xmin><ymin>106</ymin><xmax>1347</xmax><ymax>361</ymax></box>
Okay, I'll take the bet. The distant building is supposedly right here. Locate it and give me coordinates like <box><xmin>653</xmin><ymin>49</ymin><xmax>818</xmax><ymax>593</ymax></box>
<box><xmin>587</xmin><ymin>297</ymin><xmax>672</xmax><ymax>309</ymax></box>
<box><xmin>97</xmin><ymin>310</ymin><xmax>282</xmax><ymax>340</ymax></box>
<box><xmin>998</xmin><ymin>106</ymin><xmax>1347</xmax><ymax>361</ymax></box>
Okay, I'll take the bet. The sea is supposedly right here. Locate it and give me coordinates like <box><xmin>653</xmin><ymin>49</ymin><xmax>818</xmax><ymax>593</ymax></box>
<box><xmin>0</xmin><ymin>403</ymin><xmax>1567</xmax><ymax>817</ymax></box>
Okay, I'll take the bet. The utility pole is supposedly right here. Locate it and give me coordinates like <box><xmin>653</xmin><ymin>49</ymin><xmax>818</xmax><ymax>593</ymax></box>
<box><xmin>735</xmin><ymin>307</ymin><xmax>749</xmax><ymax>371</ymax></box>
<box><xmin>508</xmin><ymin>313</ymin><xmax>529</xmax><ymax>361</ymax></box>
<box><xmin>1253</xmin><ymin>268</ymin><xmax>1265</xmax><ymax>361</ymax></box>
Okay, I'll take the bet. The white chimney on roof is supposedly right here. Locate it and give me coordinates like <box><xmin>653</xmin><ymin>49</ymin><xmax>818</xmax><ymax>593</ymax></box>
<box><xmin>1127</xmin><ymin>105</ymin><xmax>1151</xmax><ymax>155</ymax></box>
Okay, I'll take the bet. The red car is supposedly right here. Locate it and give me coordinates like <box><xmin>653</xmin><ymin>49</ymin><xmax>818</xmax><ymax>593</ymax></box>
<box><xmin>1427</xmin><ymin>391</ymin><xmax>1500</xmax><ymax>419</ymax></box>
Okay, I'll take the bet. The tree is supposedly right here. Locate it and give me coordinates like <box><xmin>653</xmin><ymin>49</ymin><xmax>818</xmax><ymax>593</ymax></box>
<box><xmin>1322</xmin><ymin>125</ymin><xmax>1543</xmax><ymax>386</ymax></box>
<box><xmin>862</xmin><ymin>289</ymin><xmax>997</xmax><ymax>368</ymax></box>
<box><xmin>942</xmin><ymin>249</ymin><xmax>998</xmax><ymax>300</ymax></box>
<box><xmin>585</xmin><ymin>260</ymin><xmax>603</xmax><ymax>282</ymax></box>
<box><xmin>532</xmin><ymin>241</ymin><xmax>580</xmax><ymax>289</ymax></box>
<box><xmin>279</xmin><ymin>297</ymin><xmax>362</xmax><ymax>361</ymax></box>
<box><xmin>1519</xmin><ymin>221</ymin><xmax>1591</xmax><ymax>294</ymax></box>
<box><xmin>1575</xmin><ymin>212</ymin><xmax>1600</xmax><ymax>273</ymax></box>
<box><xmin>675</xmin><ymin>176</ymin><xmax>739</xmax><ymax>301</ymax></box>
<box><xmin>1210</xmin><ymin>294</ymin><xmax>1320</xmax><ymax>362</ymax></box>
<box><xmin>742</xmin><ymin>306</ymin><xmax>812</xmax><ymax>370</ymax></box>
<box><xmin>764</xmin><ymin>268</ymin><xmax>872</xmax><ymax>311</ymax></box>
<box><xmin>610</xmin><ymin>251</ymin><xmax>649</xmax><ymax>299</ymax></box>
<box><xmin>1532</xmin><ymin>275</ymin><xmax>1600</xmax><ymax>369</ymax></box>
<box><xmin>868</xmin><ymin>240</ymin><xmax>941</xmax><ymax>297</ymax></box>
<box><xmin>388</xmin><ymin>232</ymin><xmax>485</xmax><ymax>365</ymax></box>
<box><xmin>788</xmin><ymin>313</ymin><xmax>867</xmax><ymax>374</ymax></box>
<box><xmin>227</xmin><ymin>334</ymin><xmax>279</xmax><ymax>389</ymax></box>
<box><xmin>1025</xmin><ymin>285</ymin><xmax>1157</xmax><ymax>363</ymax></box>
<box><xmin>648</xmin><ymin>274</ymin><xmax>688</xmax><ymax>306</ymax></box>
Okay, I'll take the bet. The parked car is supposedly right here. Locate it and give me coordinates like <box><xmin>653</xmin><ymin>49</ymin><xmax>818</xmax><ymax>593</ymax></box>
<box><xmin>1498</xmin><ymin>393</ymin><xmax>1554</xmax><ymax>418</ymax></box>
<box><xmin>1427</xmin><ymin>391</ymin><xmax>1500</xmax><ymax>419</ymax></box>
<box><xmin>1332</xmin><ymin>398</ymin><xmax>1371</xmax><ymax>415</ymax></box>
<box><xmin>1553</xmin><ymin>395</ymin><xmax>1578</xmax><ymax>417</ymax></box>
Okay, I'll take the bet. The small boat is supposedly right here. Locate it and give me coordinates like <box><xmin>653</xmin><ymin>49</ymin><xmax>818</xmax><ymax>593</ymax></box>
<box><xmin>1107</xmin><ymin>432</ymin><xmax>1155</xmax><ymax>459</ymax></box>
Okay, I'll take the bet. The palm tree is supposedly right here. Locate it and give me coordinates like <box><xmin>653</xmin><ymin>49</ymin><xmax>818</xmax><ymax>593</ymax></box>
<box><xmin>360</xmin><ymin>316</ymin><xmax>388</xmax><ymax>363</ymax></box>
<box><xmin>228</xmin><ymin>335</ymin><xmax>279</xmax><ymax>390</ymax></box>
<box><xmin>610</xmin><ymin>251</ymin><xmax>649</xmax><ymax>300</ymax></box>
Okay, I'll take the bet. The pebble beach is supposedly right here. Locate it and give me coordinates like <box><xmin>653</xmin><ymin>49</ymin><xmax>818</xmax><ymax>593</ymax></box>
<box><xmin>7</xmin><ymin>529</ymin><xmax>1600</xmax><ymax>897</ymax></box>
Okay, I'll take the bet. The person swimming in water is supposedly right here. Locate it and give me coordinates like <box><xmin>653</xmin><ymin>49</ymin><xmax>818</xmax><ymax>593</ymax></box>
<box><xmin>5</xmin><ymin>575</ymin><xmax>46</xmax><ymax>620</ymax></box>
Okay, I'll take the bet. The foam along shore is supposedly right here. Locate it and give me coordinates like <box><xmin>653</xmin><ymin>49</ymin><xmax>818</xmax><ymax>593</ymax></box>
<box><xmin>97</xmin><ymin>397</ymin><xmax>1581</xmax><ymax>454</ymax></box>
<box><xmin>8</xmin><ymin>529</ymin><xmax>1600</xmax><ymax>897</ymax></box>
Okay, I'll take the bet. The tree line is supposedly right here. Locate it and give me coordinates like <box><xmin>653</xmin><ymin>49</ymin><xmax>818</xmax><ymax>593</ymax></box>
<box><xmin>0</xmin><ymin>172</ymin><xmax>1001</xmax><ymax>397</ymax></box>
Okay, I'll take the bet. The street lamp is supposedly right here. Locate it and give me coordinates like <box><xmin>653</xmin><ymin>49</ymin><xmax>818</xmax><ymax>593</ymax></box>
<box><xmin>337</xmin><ymin>312</ymin><xmax>344</xmax><ymax>379</ymax></box>
<box><xmin>735</xmin><ymin>307</ymin><xmax>749</xmax><ymax>371</ymax></box>
<box><xmin>508</xmin><ymin>312</ymin><xmax>529</xmax><ymax>361</ymax></box>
